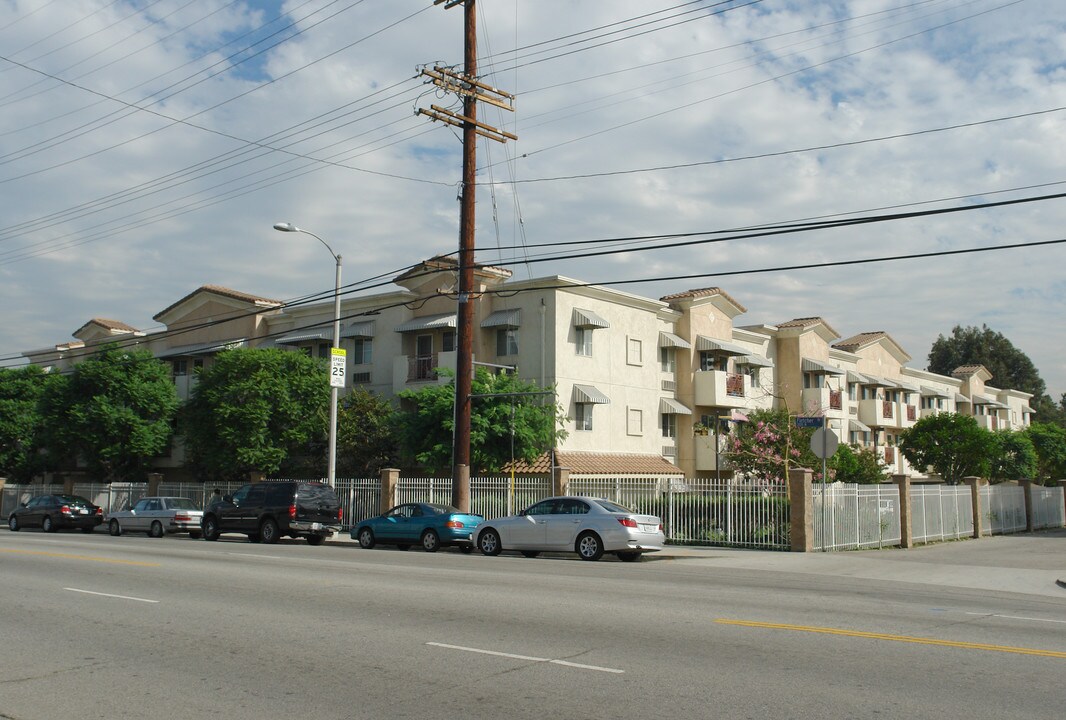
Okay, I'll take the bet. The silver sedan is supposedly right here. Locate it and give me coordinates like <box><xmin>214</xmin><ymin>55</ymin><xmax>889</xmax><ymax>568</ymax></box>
<box><xmin>472</xmin><ymin>496</ymin><xmax>664</xmax><ymax>562</ymax></box>
<box><xmin>107</xmin><ymin>496</ymin><xmax>204</xmax><ymax>538</ymax></box>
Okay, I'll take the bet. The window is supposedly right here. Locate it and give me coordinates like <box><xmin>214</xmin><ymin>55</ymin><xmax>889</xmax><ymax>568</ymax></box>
<box><xmin>351</xmin><ymin>371</ymin><xmax>371</xmax><ymax>384</ymax></box>
<box><xmin>352</xmin><ymin>338</ymin><xmax>372</xmax><ymax>365</ymax></box>
<box><xmin>318</xmin><ymin>343</ymin><xmax>330</xmax><ymax>359</ymax></box>
<box><xmin>575</xmin><ymin>403</ymin><xmax>593</xmax><ymax>431</ymax></box>
<box><xmin>627</xmin><ymin>407</ymin><xmax>643</xmax><ymax>436</ymax></box>
<box><xmin>747</xmin><ymin>366</ymin><xmax>761</xmax><ymax>388</ymax></box>
<box><xmin>496</xmin><ymin>328</ymin><xmax>519</xmax><ymax>356</ymax></box>
<box><xmin>627</xmin><ymin>337</ymin><xmax>643</xmax><ymax>366</ymax></box>
<box><xmin>848</xmin><ymin>383</ymin><xmax>857</xmax><ymax>401</ymax></box>
<box><xmin>575</xmin><ymin>327</ymin><xmax>593</xmax><ymax>356</ymax></box>
<box><xmin>698</xmin><ymin>352</ymin><xmax>725</xmax><ymax>372</ymax></box>
<box><xmin>803</xmin><ymin>372</ymin><xmax>824</xmax><ymax>389</ymax></box>
<box><xmin>172</xmin><ymin>359</ymin><xmax>187</xmax><ymax>377</ymax></box>
<box><xmin>661</xmin><ymin>413</ymin><xmax>677</xmax><ymax>438</ymax></box>
<box><xmin>442</xmin><ymin>331</ymin><xmax>456</xmax><ymax>353</ymax></box>
<box><xmin>660</xmin><ymin>346</ymin><xmax>676</xmax><ymax>372</ymax></box>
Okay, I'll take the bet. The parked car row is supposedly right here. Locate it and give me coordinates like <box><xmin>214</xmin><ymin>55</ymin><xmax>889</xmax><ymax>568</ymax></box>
<box><xmin>7</xmin><ymin>486</ymin><xmax>666</xmax><ymax>562</ymax></box>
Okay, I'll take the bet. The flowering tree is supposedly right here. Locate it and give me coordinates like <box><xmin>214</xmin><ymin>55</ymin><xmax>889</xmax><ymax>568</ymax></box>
<box><xmin>725</xmin><ymin>408</ymin><xmax>822</xmax><ymax>484</ymax></box>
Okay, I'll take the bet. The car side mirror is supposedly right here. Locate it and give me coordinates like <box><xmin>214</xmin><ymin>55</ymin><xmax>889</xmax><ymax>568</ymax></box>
<box><xmin>19</xmin><ymin>502</ymin><xmax>27</xmax><ymax>508</ymax></box>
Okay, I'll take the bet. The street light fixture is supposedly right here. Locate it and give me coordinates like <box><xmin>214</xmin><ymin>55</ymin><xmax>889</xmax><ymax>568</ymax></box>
<box><xmin>273</xmin><ymin>222</ymin><xmax>342</xmax><ymax>488</ymax></box>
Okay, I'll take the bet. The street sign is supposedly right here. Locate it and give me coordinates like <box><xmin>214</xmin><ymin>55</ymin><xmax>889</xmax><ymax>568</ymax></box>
<box><xmin>810</xmin><ymin>428</ymin><xmax>839</xmax><ymax>459</ymax></box>
<box><xmin>795</xmin><ymin>416</ymin><xmax>824</xmax><ymax>428</ymax></box>
<box><xmin>329</xmin><ymin>347</ymin><xmax>346</xmax><ymax>389</ymax></box>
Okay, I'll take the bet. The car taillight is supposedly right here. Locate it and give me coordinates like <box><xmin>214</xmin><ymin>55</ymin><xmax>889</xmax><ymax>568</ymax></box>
<box><xmin>336</xmin><ymin>507</ymin><xmax>343</xmax><ymax>522</ymax></box>
<box><xmin>60</xmin><ymin>505</ymin><xmax>71</xmax><ymax>515</ymax></box>
<box><xmin>617</xmin><ymin>517</ymin><xmax>637</xmax><ymax>528</ymax></box>
<box><xmin>289</xmin><ymin>504</ymin><xmax>297</xmax><ymax>520</ymax></box>
<box><xmin>174</xmin><ymin>513</ymin><xmax>191</xmax><ymax>522</ymax></box>
<box><xmin>95</xmin><ymin>507</ymin><xmax>103</xmax><ymax>516</ymax></box>
<box><xmin>446</xmin><ymin>520</ymin><xmax>463</xmax><ymax>529</ymax></box>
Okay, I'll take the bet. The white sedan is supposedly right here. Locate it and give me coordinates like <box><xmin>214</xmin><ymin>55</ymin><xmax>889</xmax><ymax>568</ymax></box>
<box><xmin>107</xmin><ymin>496</ymin><xmax>204</xmax><ymax>538</ymax></box>
<box><xmin>472</xmin><ymin>496</ymin><xmax>664</xmax><ymax>562</ymax></box>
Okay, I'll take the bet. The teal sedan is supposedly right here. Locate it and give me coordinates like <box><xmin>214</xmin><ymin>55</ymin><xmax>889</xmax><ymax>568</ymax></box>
<box><xmin>353</xmin><ymin>503</ymin><xmax>483</xmax><ymax>553</ymax></box>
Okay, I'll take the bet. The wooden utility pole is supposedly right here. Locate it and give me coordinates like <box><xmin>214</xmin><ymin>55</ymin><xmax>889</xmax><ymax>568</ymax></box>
<box><xmin>419</xmin><ymin>0</ymin><xmax>515</xmax><ymax>512</ymax></box>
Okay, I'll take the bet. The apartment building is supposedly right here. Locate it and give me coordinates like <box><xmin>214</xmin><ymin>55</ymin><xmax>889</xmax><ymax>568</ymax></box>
<box><xmin>23</xmin><ymin>257</ymin><xmax>1034</xmax><ymax>481</ymax></box>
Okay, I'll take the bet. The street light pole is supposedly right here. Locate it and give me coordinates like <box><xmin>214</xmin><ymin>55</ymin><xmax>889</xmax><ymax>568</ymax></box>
<box><xmin>273</xmin><ymin>222</ymin><xmax>342</xmax><ymax>488</ymax></box>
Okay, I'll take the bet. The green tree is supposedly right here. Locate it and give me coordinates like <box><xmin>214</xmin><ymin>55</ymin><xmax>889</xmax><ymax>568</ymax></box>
<box><xmin>336</xmin><ymin>387</ymin><xmax>398</xmax><ymax>476</ymax></box>
<box><xmin>1024</xmin><ymin>422</ymin><xmax>1066</xmax><ymax>485</ymax></box>
<box><xmin>986</xmin><ymin>430</ymin><xmax>1036</xmax><ymax>484</ymax></box>
<box><xmin>40</xmin><ymin>346</ymin><xmax>178</xmax><ymax>481</ymax></box>
<box><xmin>183</xmin><ymin>348</ymin><xmax>329</xmax><ymax>481</ymax></box>
<box><xmin>0</xmin><ymin>365</ymin><xmax>61</xmax><ymax>482</ymax></box>
<box><xmin>927</xmin><ymin>325</ymin><xmax>1064</xmax><ymax>426</ymax></box>
<box><xmin>830</xmin><ymin>444</ymin><xmax>889</xmax><ymax>484</ymax></box>
<box><xmin>395</xmin><ymin>368</ymin><xmax>566</xmax><ymax>474</ymax></box>
<box><xmin>897</xmin><ymin>413</ymin><xmax>993</xmax><ymax>485</ymax></box>
<box><xmin>725</xmin><ymin>408</ymin><xmax>822</xmax><ymax>484</ymax></box>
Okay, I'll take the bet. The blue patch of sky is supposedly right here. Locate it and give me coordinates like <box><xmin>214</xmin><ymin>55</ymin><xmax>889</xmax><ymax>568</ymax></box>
<box><xmin>200</xmin><ymin>0</ymin><xmax>294</xmax><ymax>84</ymax></box>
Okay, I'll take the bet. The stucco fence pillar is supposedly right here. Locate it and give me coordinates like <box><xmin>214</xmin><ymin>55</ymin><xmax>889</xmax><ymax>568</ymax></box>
<box><xmin>963</xmin><ymin>476</ymin><xmax>986</xmax><ymax>538</ymax></box>
<box><xmin>379</xmin><ymin>468</ymin><xmax>399</xmax><ymax>515</ymax></box>
<box><xmin>788</xmin><ymin>467</ymin><xmax>813</xmax><ymax>552</ymax></box>
<box><xmin>893</xmin><ymin>474</ymin><xmax>913</xmax><ymax>549</ymax></box>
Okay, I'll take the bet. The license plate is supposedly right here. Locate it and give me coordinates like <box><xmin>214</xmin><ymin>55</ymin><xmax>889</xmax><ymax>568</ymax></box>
<box><xmin>311</xmin><ymin>522</ymin><xmax>323</xmax><ymax>530</ymax></box>
<box><xmin>640</xmin><ymin>524</ymin><xmax>658</xmax><ymax>533</ymax></box>
<box><xmin>78</xmin><ymin>508</ymin><xmax>89</xmax><ymax>515</ymax></box>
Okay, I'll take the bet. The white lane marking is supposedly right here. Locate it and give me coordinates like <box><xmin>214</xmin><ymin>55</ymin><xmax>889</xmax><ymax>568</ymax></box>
<box><xmin>426</xmin><ymin>642</ymin><xmax>624</xmax><ymax>674</ymax></box>
<box><xmin>64</xmin><ymin>587</ymin><xmax>159</xmax><ymax>603</ymax></box>
<box><xmin>964</xmin><ymin>612</ymin><xmax>1066</xmax><ymax>625</ymax></box>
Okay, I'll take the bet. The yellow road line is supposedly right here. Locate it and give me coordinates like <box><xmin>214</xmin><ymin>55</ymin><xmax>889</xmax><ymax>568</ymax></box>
<box><xmin>0</xmin><ymin>548</ymin><xmax>159</xmax><ymax>567</ymax></box>
<box><xmin>715</xmin><ymin>619</ymin><xmax>1066</xmax><ymax>659</ymax></box>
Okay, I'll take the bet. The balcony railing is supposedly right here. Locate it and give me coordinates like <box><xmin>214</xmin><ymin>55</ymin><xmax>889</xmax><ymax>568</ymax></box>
<box><xmin>725</xmin><ymin>372</ymin><xmax>745</xmax><ymax>397</ymax></box>
<box><xmin>829</xmin><ymin>390</ymin><xmax>842</xmax><ymax>410</ymax></box>
<box><xmin>408</xmin><ymin>354</ymin><xmax>438</xmax><ymax>382</ymax></box>
<box><xmin>906</xmin><ymin>405</ymin><xmax>916</xmax><ymax>422</ymax></box>
<box><xmin>882</xmin><ymin>400</ymin><xmax>893</xmax><ymax>419</ymax></box>
<box><xmin>884</xmin><ymin>446</ymin><xmax>894</xmax><ymax>464</ymax></box>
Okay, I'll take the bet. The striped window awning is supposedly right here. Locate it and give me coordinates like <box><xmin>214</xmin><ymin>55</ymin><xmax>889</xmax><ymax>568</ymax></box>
<box><xmin>276</xmin><ymin>330</ymin><xmax>330</xmax><ymax>345</ymax></box>
<box><xmin>801</xmin><ymin>358</ymin><xmax>845</xmax><ymax>376</ymax></box>
<box><xmin>395</xmin><ymin>313</ymin><xmax>456</xmax><ymax>333</ymax></box>
<box><xmin>849</xmin><ymin>419</ymin><xmax>872</xmax><ymax>432</ymax></box>
<box><xmin>157</xmin><ymin>339</ymin><xmax>246</xmax><ymax>357</ymax></box>
<box><xmin>736</xmin><ymin>354</ymin><xmax>773</xmax><ymax>368</ymax></box>
<box><xmin>659</xmin><ymin>397</ymin><xmax>692</xmax><ymax>415</ymax></box>
<box><xmin>895</xmin><ymin>379</ymin><xmax>921</xmax><ymax>392</ymax></box>
<box><xmin>920</xmin><ymin>385</ymin><xmax>950</xmax><ymax>398</ymax></box>
<box><xmin>481</xmin><ymin>309</ymin><xmax>521</xmax><ymax>328</ymax></box>
<box><xmin>658</xmin><ymin>331</ymin><xmax>691</xmax><ymax>349</ymax></box>
<box><xmin>573</xmin><ymin>308</ymin><xmax>610</xmax><ymax>329</ymax></box>
<box><xmin>861</xmin><ymin>375</ymin><xmax>895</xmax><ymax>388</ymax></box>
<box><xmin>846</xmin><ymin>370</ymin><xmax>872</xmax><ymax>384</ymax></box>
<box><xmin>955</xmin><ymin>393</ymin><xmax>970</xmax><ymax>403</ymax></box>
<box><xmin>572</xmin><ymin>384</ymin><xmax>611</xmax><ymax>404</ymax></box>
<box><xmin>341</xmin><ymin>321</ymin><xmax>374</xmax><ymax>338</ymax></box>
<box><xmin>696</xmin><ymin>336</ymin><xmax>749</xmax><ymax>355</ymax></box>
<box><xmin>973</xmin><ymin>395</ymin><xmax>1008</xmax><ymax>409</ymax></box>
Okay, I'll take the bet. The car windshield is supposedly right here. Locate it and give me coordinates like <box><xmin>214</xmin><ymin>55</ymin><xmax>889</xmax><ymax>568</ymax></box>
<box><xmin>165</xmin><ymin>498</ymin><xmax>198</xmax><ymax>510</ymax></box>
<box><xmin>56</xmin><ymin>495</ymin><xmax>91</xmax><ymax>506</ymax></box>
<box><xmin>427</xmin><ymin>504</ymin><xmax>459</xmax><ymax>515</ymax></box>
<box><xmin>592</xmin><ymin>499</ymin><xmax>633</xmax><ymax>514</ymax></box>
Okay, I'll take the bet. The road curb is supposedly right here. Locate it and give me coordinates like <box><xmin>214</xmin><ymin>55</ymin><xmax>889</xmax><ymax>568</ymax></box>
<box><xmin>1057</xmin><ymin>579</ymin><xmax>1066</xmax><ymax>590</ymax></box>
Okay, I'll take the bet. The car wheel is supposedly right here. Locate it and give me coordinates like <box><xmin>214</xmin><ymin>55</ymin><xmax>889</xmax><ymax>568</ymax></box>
<box><xmin>259</xmin><ymin>518</ymin><xmax>279</xmax><ymax>545</ymax></box>
<box><xmin>458</xmin><ymin>544</ymin><xmax>473</xmax><ymax>554</ymax></box>
<box><xmin>42</xmin><ymin>515</ymin><xmax>54</xmax><ymax>533</ymax></box>
<box><xmin>108</xmin><ymin>519</ymin><xmax>121</xmax><ymax>536</ymax></box>
<box><xmin>8</xmin><ymin>515</ymin><xmax>19</xmax><ymax>532</ymax></box>
<box><xmin>576</xmin><ymin>531</ymin><xmax>604</xmax><ymax>561</ymax></box>
<box><xmin>202</xmin><ymin>516</ymin><xmax>220</xmax><ymax>541</ymax></box>
<box><xmin>617</xmin><ymin>551</ymin><xmax>641</xmax><ymax>562</ymax></box>
<box><xmin>421</xmin><ymin>529</ymin><xmax>441</xmax><ymax>553</ymax></box>
<box><xmin>149</xmin><ymin>521</ymin><xmax>164</xmax><ymax>538</ymax></box>
<box><xmin>478</xmin><ymin>528</ymin><xmax>502</xmax><ymax>556</ymax></box>
<box><xmin>188</xmin><ymin>531</ymin><xmax>202</xmax><ymax>540</ymax></box>
<box><xmin>306</xmin><ymin>534</ymin><xmax>325</xmax><ymax>546</ymax></box>
<box><xmin>521</xmin><ymin>550</ymin><xmax>540</xmax><ymax>558</ymax></box>
<box><xmin>357</xmin><ymin>527</ymin><xmax>376</xmax><ymax>549</ymax></box>
<box><xmin>396</xmin><ymin>544</ymin><xmax>410</xmax><ymax>551</ymax></box>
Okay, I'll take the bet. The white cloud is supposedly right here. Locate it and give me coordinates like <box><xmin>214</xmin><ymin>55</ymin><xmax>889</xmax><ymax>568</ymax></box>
<box><xmin>0</xmin><ymin>0</ymin><xmax>1064</xmax><ymax>398</ymax></box>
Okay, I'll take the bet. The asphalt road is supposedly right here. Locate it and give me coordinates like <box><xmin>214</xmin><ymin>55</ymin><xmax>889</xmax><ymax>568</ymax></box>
<box><xmin>1</xmin><ymin>529</ymin><xmax>1064</xmax><ymax>720</ymax></box>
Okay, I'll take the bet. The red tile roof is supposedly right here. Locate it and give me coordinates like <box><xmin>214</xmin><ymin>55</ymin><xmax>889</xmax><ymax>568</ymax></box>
<box><xmin>503</xmin><ymin>451</ymin><xmax>683</xmax><ymax>476</ymax></box>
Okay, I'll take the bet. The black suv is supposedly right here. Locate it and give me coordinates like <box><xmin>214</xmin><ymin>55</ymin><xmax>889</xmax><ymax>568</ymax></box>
<box><xmin>201</xmin><ymin>482</ymin><xmax>342</xmax><ymax>545</ymax></box>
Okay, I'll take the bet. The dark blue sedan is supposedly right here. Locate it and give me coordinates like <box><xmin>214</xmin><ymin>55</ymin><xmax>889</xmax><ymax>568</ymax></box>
<box><xmin>353</xmin><ymin>503</ymin><xmax>483</xmax><ymax>553</ymax></box>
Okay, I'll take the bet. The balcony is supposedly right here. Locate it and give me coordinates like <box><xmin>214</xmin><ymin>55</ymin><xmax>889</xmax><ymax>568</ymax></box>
<box><xmin>392</xmin><ymin>351</ymin><xmax>457</xmax><ymax>393</ymax></box>
<box><xmin>694</xmin><ymin>434</ymin><xmax>732</xmax><ymax>473</ymax></box>
<box><xmin>857</xmin><ymin>398</ymin><xmax>897</xmax><ymax>428</ymax></box>
<box><xmin>896</xmin><ymin>403</ymin><xmax>917</xmax><ymax>428</ymax></box>
<box><xmin>976</xmin><ymin>414</ymin><xmax>1000</xmax><ymax>431</ymax></box>
<box><xmin>801</xmin><ymin>387</ymin><xmax>844</xmax><ymax>416</ymax></box>
<box><xmin>694</xmin><ymin>370</ymin><xmax>747</xmax><ymax>408</ymax></box>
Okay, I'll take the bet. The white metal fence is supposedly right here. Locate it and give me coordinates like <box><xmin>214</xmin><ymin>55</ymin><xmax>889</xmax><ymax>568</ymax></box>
<box><xmin>1030</xmin><ymin>485</ymin><xmax>1066</xmax><ymax>530</ymax></box>
<box><xmin>980</xmin><ymin>485</ymin><xmax>1027</xmax><ymax>535</ymax></box>
<box><xmin>813</xmin><ymin>483</ymin><xmax>902</xmax><ymax>551</ymax></box>
<box><xmin>910</xmin><ymin>485</ymin><xmax>973</xmax><ymax>543</ymax></box>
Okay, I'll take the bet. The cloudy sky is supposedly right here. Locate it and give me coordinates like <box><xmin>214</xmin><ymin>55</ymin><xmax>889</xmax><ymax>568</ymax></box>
<box><xmin>1</xmin><ymin>0</ymin><xmax>1063</xmax><ymax>395</ymax></box>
